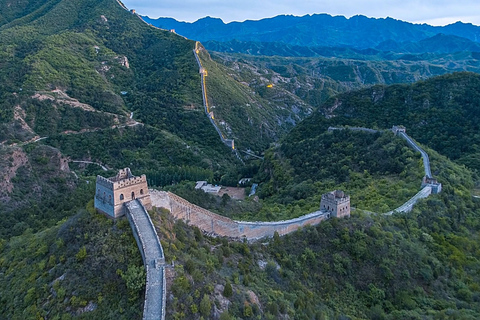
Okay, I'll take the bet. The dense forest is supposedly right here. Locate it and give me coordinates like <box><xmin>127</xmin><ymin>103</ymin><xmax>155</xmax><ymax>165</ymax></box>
<box><xmin>168</xmin><ymin>129</ymin><xmax>425</xmax><ymax>222</ymax></box>
<box><xmin>0</xmin><ymin>202</ymin><xmax>146</xmax><ymax>319</ymax></box>
<box><xmin>2</xmin><ymin>150</ymin><xmax>478</xmax><ymax>319</ymax></box>
<box><xmin>1</xmin><ymin>0</ymin><xmax>480</xmax><ymax>319</ymax></box>
<box><xmin>291</xmin><ymin>72</ymin><xmax>480</xmax><ymax>171</ymax></box>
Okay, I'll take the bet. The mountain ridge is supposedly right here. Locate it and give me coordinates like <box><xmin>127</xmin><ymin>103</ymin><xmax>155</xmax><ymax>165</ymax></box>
<box><xmin>143</xmin><ymin>13</ymin><xmax>480</xmax><ymax>52</ymax></box>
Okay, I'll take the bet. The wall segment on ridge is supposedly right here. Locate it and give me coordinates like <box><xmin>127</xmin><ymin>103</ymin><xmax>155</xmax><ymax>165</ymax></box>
<box><xmin>126</xmin><ymin>200</ymin><xmax>166</xmax><ymax>320</ymax></box>
<box><xmin>167</xmin><ymin>192</ymin><xmax>328</xmax><ymax>240</ymax></box>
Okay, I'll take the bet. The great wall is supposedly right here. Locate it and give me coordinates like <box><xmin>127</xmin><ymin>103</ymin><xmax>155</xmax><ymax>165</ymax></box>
<box><xmin>101</xmin><ymin>3</ymin><xmax>445</xmax><ymax>320</ymax></box>
<box><xmin>153</xmin><ymin>191</ymin><xmax>329</xmax><ymax>240</ymax></box>
<box><xmin>126</xmin><ymin>200</ymin><xmax>166</xmax><ymax>320</ymax></box>
<box><xmin>116</xmin><ymin>123</ymin><xmax>440</xmax><ymax>318</ymax></box>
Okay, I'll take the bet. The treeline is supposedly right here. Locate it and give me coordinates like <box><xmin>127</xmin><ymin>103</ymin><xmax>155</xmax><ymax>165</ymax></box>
<box><xmin>145</xmin><ymin>167</ymin><xmax>213</xmax><ymax>188</ymax></box>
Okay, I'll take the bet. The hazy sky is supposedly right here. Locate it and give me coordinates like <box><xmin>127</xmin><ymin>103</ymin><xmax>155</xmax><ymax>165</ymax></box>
<box><xmin>121</xmin><ymin>0</ymin><xmax>480</xmax><ymax>26</ymax></box>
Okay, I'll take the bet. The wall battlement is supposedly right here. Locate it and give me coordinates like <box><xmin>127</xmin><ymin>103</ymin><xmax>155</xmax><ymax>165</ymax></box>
<box><xmin>96</xmin><ymin>176</ymin><xmax>114</xmax><ymax>188</ymax></box>
<box><xmin>166</xmin><ymin>192</ymin><xmax>330</xmax><ymax>240</ymax></box>
<box><xmin>113</xmin><ymin>175</ymin><xmax>147</xmax><ymax>190</ymax></box>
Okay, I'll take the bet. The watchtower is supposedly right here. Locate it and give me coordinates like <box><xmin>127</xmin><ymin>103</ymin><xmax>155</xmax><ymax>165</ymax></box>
<box><xmin>421</xmin><ymin>176</ymin><xmax>442</xmax><ymax>194</ymax></box>
<box><xmin>392</xmin><ymin>125</ymin><xmax>406</xmax><ymax>135</ymax></box>
<box><xmin>320</xmin><ymin>190</ymin><xmax>350</xmax><ymax>218</ymax></box>
<box><xmin>94</xmin><ymin>168</ymin><xmax>152</xmax><ymax>218</ymax></box>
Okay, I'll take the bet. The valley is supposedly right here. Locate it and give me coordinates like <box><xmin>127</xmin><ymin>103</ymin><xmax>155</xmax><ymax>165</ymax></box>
<box><xmin>0</xmin><ymin>0</ymin><xmax>480</xmax><ymax>319</ymax></box>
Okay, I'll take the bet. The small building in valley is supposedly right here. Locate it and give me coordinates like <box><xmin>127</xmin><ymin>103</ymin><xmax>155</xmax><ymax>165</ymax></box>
<box><xmin>195</xmin><ymin>181</ymin><xmax>221</xmax><ymax>193</ymax></box>
<box><xmin>320</xmin><ymin>190</ymin><xmax>350</xmax><ymax>218</ymax></box>
<box><xmin>95</xmin><ymin>168</ymin><xmax>152</xmax><ymax>218</ymax></box>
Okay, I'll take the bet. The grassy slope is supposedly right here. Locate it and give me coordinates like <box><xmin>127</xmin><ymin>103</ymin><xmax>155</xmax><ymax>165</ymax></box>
<box><xmin>0</xmin><ymin>0</ymin><xmax>237</xmax><ymax>159</ymax></box>
<box><xmin>0</xmin><ymin>0</ymin><xmax>244</xmax><ymax>225</ymax></box>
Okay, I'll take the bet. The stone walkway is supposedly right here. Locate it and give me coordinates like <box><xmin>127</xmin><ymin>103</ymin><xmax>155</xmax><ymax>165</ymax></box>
<box><xmin>398</xmin><ymin>131</ymin><xmax>432</xmax><ymax>178</ymax></box>
<box><xmin>126</xmin><ymin>200</ymin><xmax>166</xmax><ymax>320</ymax></box>
<box><xmin>384</xmin><ymin>186</ymin><xmax>432</xmax><ymax>215</ymax></box>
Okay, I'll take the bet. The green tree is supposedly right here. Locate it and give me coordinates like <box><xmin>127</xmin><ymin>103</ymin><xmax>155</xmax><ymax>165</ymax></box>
<box><xmin>223</xmin><ymin>281</ymin><xmax>233</xmax><ymax>298</ymax></box>
<box><xmin>199</xmin><ymin>294</ymin><xmax>211</xmax><ymax>317</ymax></box>
<box><xmin>75</xmin><ymin>246</ymin><xmax>87</xmax><ymax>262</ymax></box>
<box><xmin>120</xmin><ymin>265</ymin><xmax>146</xmax><ymax>292</ymax></box>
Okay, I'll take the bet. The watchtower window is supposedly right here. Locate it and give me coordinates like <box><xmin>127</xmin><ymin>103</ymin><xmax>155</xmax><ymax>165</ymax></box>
<box><xmin>108</xmin><ymin>195</ymin><xmax>112</xmax><ymax>204</ymax></box>
<box><xmin>131</xmin><ymin>191</ymin><xmax>135</xmax><ymax>200</ymax></box>
<box><xmin>120</xmin><ymin>194</ymin><xmax>124</xmax><ymax>200</ymax></box>
<box><xmin>140</xmin><ymin>189</ymin><xmax>144</xmax><ymax>195</ymax></box>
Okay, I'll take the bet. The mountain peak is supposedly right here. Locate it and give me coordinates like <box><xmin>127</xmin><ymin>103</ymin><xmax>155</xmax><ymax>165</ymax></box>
<box><xmin>196</xmin><ymin>16</ymin><xmax>224</xmax><ymax>23</ymax></box>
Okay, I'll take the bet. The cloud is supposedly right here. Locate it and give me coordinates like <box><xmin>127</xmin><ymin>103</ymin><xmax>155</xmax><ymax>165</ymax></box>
<box><xmin>121</xmin><ymin>0</ymin><xmax>480</xmax><ymax>25</ymax></box>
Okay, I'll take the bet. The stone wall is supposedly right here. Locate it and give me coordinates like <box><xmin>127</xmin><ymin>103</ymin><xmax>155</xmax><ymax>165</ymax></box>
<box><xmin>398</xmin><ymin>131</ymin><xmax>432</xmax><ymax>178</ymax></box>
<box><xmin>166</xmin><ymin>192</ymin><xmax>327</xmax><ymax>240</ymax></box>
<box><xmin>147</xmin><ymin>124</ymin><xmax>442</xmax><ymax>240</ymax></box>
<box><xmin>384</xmin><ymin>186</ymin><xmax>432</xmax><ymax>215</ymax></box>
<box><xmin>94</xmin><ymin>180</ymin><xmax>115</xmax><ymax>217</ymax></box>
<box><xmin>126</xmin><ymin>200</ymin><xmax>165</xmax><ymax>320</ymax></box>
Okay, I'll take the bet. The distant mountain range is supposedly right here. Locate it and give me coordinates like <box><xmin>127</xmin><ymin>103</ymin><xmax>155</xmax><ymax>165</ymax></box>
<box><xmin>143</xmin><ymin>14</ymin><xmax>480</xmax><ymax>56</ymax></box>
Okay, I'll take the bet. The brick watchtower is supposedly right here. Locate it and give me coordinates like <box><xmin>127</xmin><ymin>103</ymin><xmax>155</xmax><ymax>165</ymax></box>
<box><xmin>94</xmin><ymin>168</ymin><xmax>152</xmax><ymax>218</ymax></box>
<box><xmin>320</xmin><ymin>190</ymin><xmax>350</xmax><ymax>218</ymax></box>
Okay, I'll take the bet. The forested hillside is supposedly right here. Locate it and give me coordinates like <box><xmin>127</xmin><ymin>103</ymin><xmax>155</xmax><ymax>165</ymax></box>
<box><xmin>210</xmin><ymin>52</ymin><xmax>480</xmax><ymax>111</ymax></box>
<box><xmin>4</xmin><ymin>153</ymin><xmax>477</xmax><ymax>319</ymax></box>
<box><xmin>1</xmin><ymin>0</ymin><xmax>480</xmax><ymax>319</ymax></box>
<box><xmin>297</xmin><ymin>72</ymin><xmax>480</xmax><ymax>170</ymax></box>
<box><xmin>0</xmin><ymin>0</ymin><xmax>249</xmax><ymax>221</ymax></box>
<box><xmin>195</xmin><ymin>44</ymin><xmax>313</xmax><ymax>150</ymax></box>
<box><xmin>148</xmin><ymin>150</ymin><xmax>480</xmax><ymax>320</ymax></box>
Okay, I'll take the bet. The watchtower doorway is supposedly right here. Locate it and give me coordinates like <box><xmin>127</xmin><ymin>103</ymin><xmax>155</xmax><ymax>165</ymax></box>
<box><xmin>131</xmin><ymin>191</ymin><xmax>135</xmax><ymax>200</ymax></box>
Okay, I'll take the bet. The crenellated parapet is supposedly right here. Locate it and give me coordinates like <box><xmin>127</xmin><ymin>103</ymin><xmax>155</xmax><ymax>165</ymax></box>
<box><xmin>113</xmin><ymin>175</ymin><xmax>147</xmax><ymax>190</ymax></box>
<box><xmin>166</xmin><ymin>192</ymin><xmax>329</xmax><ymax>240</ymax></box>
<box><xmin>96</xmin><ymin>175</ymin><xmax>114</xmax><ymax>188</ymax></box>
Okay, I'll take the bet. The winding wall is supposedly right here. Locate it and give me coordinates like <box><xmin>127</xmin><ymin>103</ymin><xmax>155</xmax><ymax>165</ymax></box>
<box><xmin>330</xmin><ymin>126</ymin><xmax>440</xmax><ymax>213</ymax></box>
<box><xmin>398</xmin><ymin>131</ymin><xmax>432</xmax><ymax>178</ymax></box>
<box><xmin>166</xmin><ymin>192</ymin><xmax>327</xmax><ymax>240</ymax></box>
<box><xmin>193</xmin><ymin>43</ymin><xmax>243</xmax><ymax>164</ymax></box>
<box><xmin>126</xmin><ymin>200</ymin><xmax>166</xmax><ymax>320</ymax></box>
<box><xmin>148</xmin><ymin>126</ymin><xmax>441</xmax><ymax>240</ymax></box>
